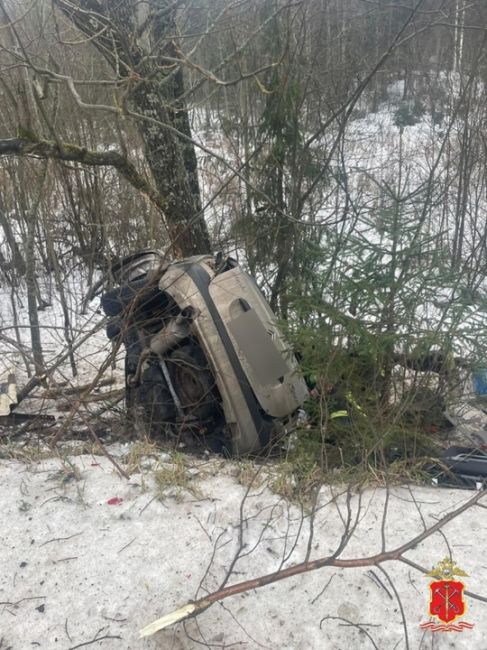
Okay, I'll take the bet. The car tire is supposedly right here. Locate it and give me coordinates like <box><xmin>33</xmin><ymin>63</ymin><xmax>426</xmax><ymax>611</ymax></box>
<box><xmin>167</xmin><ymin>343</ymin><xmax>219</xmax><ymax>419</ymax></box>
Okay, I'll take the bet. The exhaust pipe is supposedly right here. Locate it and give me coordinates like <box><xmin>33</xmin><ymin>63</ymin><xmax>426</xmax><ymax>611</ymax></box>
<box><xmin>127</xmin><ymin>308</ymin><xmax>194</xmax><ymax>387</ymax></box>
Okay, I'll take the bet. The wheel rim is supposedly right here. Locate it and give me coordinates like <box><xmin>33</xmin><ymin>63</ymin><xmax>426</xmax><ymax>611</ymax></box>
<box><xmin>172</xmin><ymin>363</ymin><xmax>210</xmax><ymax>409</ymax></box>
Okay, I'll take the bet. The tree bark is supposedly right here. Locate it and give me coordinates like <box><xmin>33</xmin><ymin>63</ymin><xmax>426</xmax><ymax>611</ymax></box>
<box><xmin>53</xmin><ymin>0</ymin><xmax>211</xmax><ymax>257</ymax></box>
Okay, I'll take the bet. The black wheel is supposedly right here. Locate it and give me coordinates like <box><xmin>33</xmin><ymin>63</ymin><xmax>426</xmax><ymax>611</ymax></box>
<box><xmin>129</xmin><ymin>362</ymin><xmax>176</xmax><ymax>437</ymax></box>
<box><xmin>166</xmin><ymin>343</ymin><xmax>220</xmax><ymax>419</ymax></box>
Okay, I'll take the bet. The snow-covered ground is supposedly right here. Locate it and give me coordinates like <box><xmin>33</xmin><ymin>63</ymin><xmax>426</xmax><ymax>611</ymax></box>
<box><xmin>0</xmin><ymin>447</ymin><xmax>486</xmax><ymax>649</ymax></box>
<box><xmin>2</xmin><ymin>75</ymin><xmax>487</xmax><ymax>650</ymax></box>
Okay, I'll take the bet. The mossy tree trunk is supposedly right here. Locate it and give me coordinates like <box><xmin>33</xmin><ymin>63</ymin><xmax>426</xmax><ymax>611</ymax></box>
<box><xmin>55</xmin><ymin>0</ymin><xmax>211</xmax><ymax>257</ymax></box>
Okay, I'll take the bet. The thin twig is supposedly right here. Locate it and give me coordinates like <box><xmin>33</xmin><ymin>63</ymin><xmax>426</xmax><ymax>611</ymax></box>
<box><xmin>68</xmin><ymin>633</ymin><xmax>122</xmax><ymax>650</ymax></box>
<box><xmin>117</xmin><ymin>538</ymin><xmax>136</xmax><ymax>554</ymax></box>
<box><xmin>40</xmin><ymin>532</ymin><xmax>83</xmax><ymax>547</ymax></box>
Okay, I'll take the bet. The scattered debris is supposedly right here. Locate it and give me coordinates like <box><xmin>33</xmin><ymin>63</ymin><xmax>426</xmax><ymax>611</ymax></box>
<box><xmin>0</xmin><ymin>370</ymin><xmax>16</xmax><ymax>416</ymax></box>
<box><xmin>106</xmin><ymin>497</ymin><xmax>124</xmax><ymax>506</ymax></box>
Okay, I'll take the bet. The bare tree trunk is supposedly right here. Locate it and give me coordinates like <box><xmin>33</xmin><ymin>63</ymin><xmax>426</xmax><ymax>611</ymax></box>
<box><xmin>25</xmin><ymin>208</ymin><xmax>45</xmax><ymax>375</ymax></box>
<box><xmin>43</xmin><ymin>208</ymin><xmax>77</xmax><ymax>377</ymax></box>
<box><xmin>0</xmin><ymin>196</ymin><xmax>26</xmax><ymax>279</ymax></box>
<box><xmin>129</xmin><ymin>79</ymin><xmax>209</xmax><ymax>256</ymax></box>
<box><xmin>54</xmin><ymin>0</ymin><xmax>211</xmax><ymax>257</ymax></box>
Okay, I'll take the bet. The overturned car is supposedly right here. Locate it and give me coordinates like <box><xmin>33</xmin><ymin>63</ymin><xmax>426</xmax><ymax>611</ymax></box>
<box><xmin>94</xmin><ymin>251</ymin><xmax>308</xmax><ymax>455</ymax></box>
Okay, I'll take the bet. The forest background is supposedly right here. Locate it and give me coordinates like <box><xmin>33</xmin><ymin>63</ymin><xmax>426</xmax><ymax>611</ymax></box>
<box><xmin>1</xmin><ymin>0</ymin><xmax>487</xmax><ymax>475</ymax></box>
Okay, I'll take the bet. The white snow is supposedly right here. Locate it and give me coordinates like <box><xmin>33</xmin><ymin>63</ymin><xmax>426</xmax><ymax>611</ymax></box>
<box><xmin>0</xmin><ymin>448</ymin><xmax>486</xmax><ymax>649</ymax></box>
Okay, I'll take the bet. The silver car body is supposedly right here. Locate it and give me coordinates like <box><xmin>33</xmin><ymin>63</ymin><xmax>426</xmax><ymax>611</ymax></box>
<box><xmin>158</xmin><ymin>255</ymin><xmax>308</xmax><ymax>454</ymax></box>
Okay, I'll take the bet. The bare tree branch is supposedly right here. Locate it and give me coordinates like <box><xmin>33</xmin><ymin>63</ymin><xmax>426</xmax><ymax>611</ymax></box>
<box><xmin>0</xmin><ymin>136</ymin><xmax>168</xmax><ymax>215</ymax></box>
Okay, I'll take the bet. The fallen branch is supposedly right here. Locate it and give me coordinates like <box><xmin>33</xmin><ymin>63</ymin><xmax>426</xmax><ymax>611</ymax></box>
<box><xmin>39</xmin><ymin>377</ymin><xmax>116</xmax><ymax>398</ymax></box>
<box><xmin>80</xmin><ymin>389</ymin><xmax>124</xmax><ymax>403</ymax></box>
<box><xmin>140</xmin><ymin>486</ymin><xmax>486</xmax><ymax>637</ymax></box>
<box><xmin>15</xmin><ymin>319</ymin><xmax>107</xmax><ymax>407</ymax></box>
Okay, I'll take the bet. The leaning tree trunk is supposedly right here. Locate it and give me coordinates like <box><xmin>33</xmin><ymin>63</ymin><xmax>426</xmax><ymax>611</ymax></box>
<box><xmin>55</xmin><ymin>0</ymin><xmax>211</xmax><ymax>257</ymax></box>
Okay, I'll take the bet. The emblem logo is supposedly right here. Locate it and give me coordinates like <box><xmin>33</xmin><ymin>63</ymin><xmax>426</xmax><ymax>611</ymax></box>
<box><xmin>420</xmin><ymin>558</ymin><xmax>474</xmax><ymax>632</ymax></box>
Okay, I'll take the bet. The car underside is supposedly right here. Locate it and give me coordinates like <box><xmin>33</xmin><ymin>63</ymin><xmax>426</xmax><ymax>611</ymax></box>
<box><xmin>95</xmin><ymin>251</ymin><xmax>308</xmax><ymax>455</ymax></box>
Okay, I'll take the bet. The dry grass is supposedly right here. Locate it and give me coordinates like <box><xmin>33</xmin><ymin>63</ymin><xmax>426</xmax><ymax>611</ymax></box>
<box><xmin>235</xmin><ymin>460</ymin><xmax>264</xmax><ymax>488</ymax></box>
<box><xmin>153</xmin><ymin>453</ymin><xmax>201</xmax><ymax>500</ymax></box>
<box><xmin>124</xmin><ymin>438</ymin><xmax>161</xmax><ymax>474</ymax></box>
